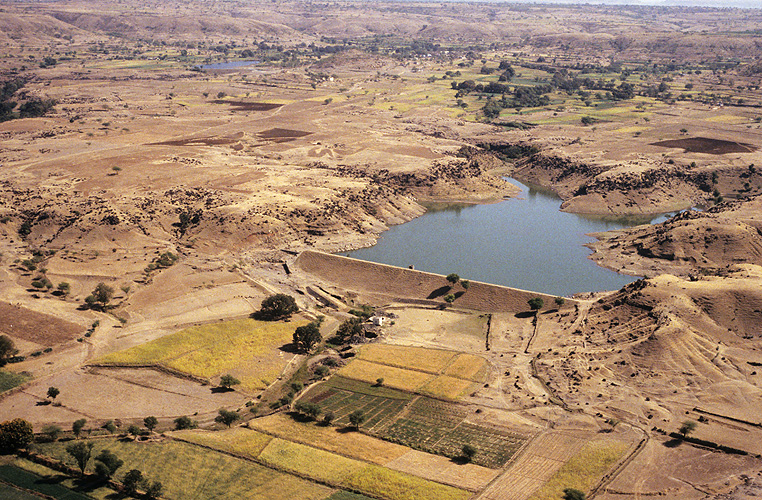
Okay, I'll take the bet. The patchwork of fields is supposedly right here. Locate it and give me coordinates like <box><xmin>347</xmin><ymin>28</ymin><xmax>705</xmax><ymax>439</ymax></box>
<box><xmin>92</xmin><ymin>318</ymin><xmax>302</xmax><ymax>392</ymax></box>
<box><xmin>303</xmin><ymin>376</ymin><xmax>526</xmax><ymax>469</ymax></box>
<box><xmin>336</xmin><ymin>344</ymin><xmax>488</xmax><ymax>400</ymax></box>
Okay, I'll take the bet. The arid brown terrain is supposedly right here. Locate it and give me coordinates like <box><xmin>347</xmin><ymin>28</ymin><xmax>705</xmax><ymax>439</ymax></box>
<box><xmin>0</xmin><ymin>1</ymin><xmax>761</xmax><ymax>499</ymax></box>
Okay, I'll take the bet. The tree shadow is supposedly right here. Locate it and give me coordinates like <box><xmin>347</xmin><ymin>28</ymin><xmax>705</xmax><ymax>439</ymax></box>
<box><xmin>427</xmin><ymin>286</ymin><xmax>451</xmax><ymax>299</ymax></box>
<box><xmin>337</xmin><ymin>426</ymin><xmax>358</xmax><ymax>434</ymax></box>
<box><xmin>449</xmin><ymin>456</ymin><xmax>470</xmax><ymax>465</ymax></box>
<box><xmin>514</xmin><ymin>311</ymin><xmax>534</xmax><ymax>319</ymax></box>
<box><xmin>278</xmin><ymin>342</ymin><xmax>299</xmax><ymax>353</ymax></box>
<box><xmin>454</xmin><ymin>291</ymin><xmax>465</xmax><ymax>299</ymax></box>
<box><xmin>663</xmin><ymin>438</ymin><xmax>682</xmax><ymax>448</ymax></box>
<box><xmin>210</xmin><ymin>386</ymin><xmax>233</xmax><ymax>394</ymax></box>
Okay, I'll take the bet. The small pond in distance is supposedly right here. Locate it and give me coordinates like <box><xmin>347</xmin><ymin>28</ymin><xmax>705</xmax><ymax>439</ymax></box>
<box><xmin>344</xmin><ymin>179</ymin><xmax>661</xmax><ymax>297</ymax></box>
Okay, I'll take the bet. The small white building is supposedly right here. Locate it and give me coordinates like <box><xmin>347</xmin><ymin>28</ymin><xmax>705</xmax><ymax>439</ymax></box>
<box><xmin>369</xmin><ymin>316</ymin><xmax>386</xmax><ymax>326</ymax></box>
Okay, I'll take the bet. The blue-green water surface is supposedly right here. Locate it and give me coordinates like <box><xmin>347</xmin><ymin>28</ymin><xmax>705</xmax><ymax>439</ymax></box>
<box><xmin>345</xmin><ymin>179</ymin><xmax>651</xmax><ymax>297</ymax></box>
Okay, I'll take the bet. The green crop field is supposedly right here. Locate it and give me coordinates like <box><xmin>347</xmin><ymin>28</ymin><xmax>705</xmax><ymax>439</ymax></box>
<box><xmin>0</xmin><ymin>464</ymin><xmax>98</xmax><ymax>500</ymax></box>
<box><xmin>304</xmin><ymin>377</ymin><xmax>411</xmax><ymax>430</ymax></box>
<box><xmin>34</xmin><ymin>439</ymin><xmax>332</xmax><ymax>500</ymax></box>
<box><xmin>306</xmin><ymin>377</ymin><xmax>526</xmax><ymax>468</ymax></box>
<box><xmin>0</xmin><ymin>370</ymin><xmax>30</xmax><ymax>393</ymax></box>
<box><xmin>93</xmin><ymin>318</ymin><xmax>304</xmax><ymax>392</ymax></box>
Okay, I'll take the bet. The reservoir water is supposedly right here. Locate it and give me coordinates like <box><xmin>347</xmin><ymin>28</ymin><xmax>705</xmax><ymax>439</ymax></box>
<box><xmin>344</xmin><ymin>179</ymin><xmax>650</xmax><ymax>297</ymax></box>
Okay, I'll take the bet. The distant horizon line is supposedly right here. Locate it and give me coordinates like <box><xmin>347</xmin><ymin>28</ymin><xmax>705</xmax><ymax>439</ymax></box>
<box><xmin>391</xmin><ymin>0</ymin><xmax>761</xmax><ymax>9</ymax></box>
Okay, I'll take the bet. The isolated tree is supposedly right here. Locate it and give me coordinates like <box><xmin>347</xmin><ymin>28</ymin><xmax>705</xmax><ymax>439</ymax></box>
<box><xmin>348</xmin><ymin>410</ymin><xmax>365</xmax><ymax>430</ymax></box>
<box><xmin>293</xmin><ymin>321</ymin><xmax>321</xmax><ymax>352</ymax></box>
<box><xmin>528</xmin><ymin>297</ymin><xmax>544</xmax><ymax>312</ymax></box>
<box><xmin>94</xmin><ymin>449</ymin><xmax>123</xmax><ymax>479</ymax></box>
<box><xmin>42</xmin><ymin>425</ymin><xmax>62</xmax><ymax>441</ymax></box>
<box><xmin>0</xmin><ymin>334</ymin><xmax>18</xmax><ymax>364</ymax></box>
<box><xmin>446</xmin><ymin>273</ymin><xmax>460</xmax><ymax>286</ymax></box>
<box><xmin>215</xmin><ymin>409</ymin><xmax>240</xmax><ymax>428</ymax></box>
<box><xmin>103</xmin><ymin>420</ymin><xmax>117</xmax><ymax>434</ymax></box>
<box><xmin>461</xmin><ymin>444</ymin><xmax>476</xmax><ymax>462</ymax></box>
<box><xmin>86</xmin><ymin>282</ymin><xmax>113</xmax><ymax>309</ymax></box>
<box><xmin>554</xmin><ymin>297</ymin><xmax>566</xmax><ymax>308</ymax></box>
<box><xmin>255</xmin><ymin>293</ymin><xmax>298</xmax><ymax>320</ymax></box>
<box><xmin>563</xmin><ymin>488</ymin><xmax>586</xmax><ymax>500</ymax></box>
<box><xmin>444</xmin><ymin>293</ymin><xmax>456</xmax><ymax>304</ymax></box>
<box><xmin>375</xmin><ymin>377</ymin><xmax>384</xmax><ymax>387</ymax></box>
<box><xmin>66</xmin><ymin>441</ymin><xmax>94</xmax><ymax>475</ymax></box>
<box><xmin>146</xmin><ymin>481</ymin><xmax>163</xmax><ymax>499</ymax></box>
<box><xmin>143</xmin><ymin>416</ymin><xmax>158</xmax><ymax>433</ymax></box>
<box><xmin>57</xmin><ymin>282</ymin><xmax>71</xmax><ymax>297</ymax></box>
<box><xmin>322</xmin><ymin>411</ymin><xmax>335</xmax><ymax>426</ymax></box>
<box><xmin>679</xmin><ymin>420</ymin><xmax>697</xmax><ymax>439</ymax></box>
<box><xmin>0</xmin><ymin>418</ymin><xmax>34</xmax><ymax>450</ymax></box>
<box><xmin>72</xmin><ymin>418</ymin><xmax>87</xmax><ymax>439</ymax></box>
<box><xmin>605</xmin><ymin>418</ymin><xmax>620</xmax><ymax>431</ymax></box>
<box><xmin>219</xmin><ymin>374</ymin><xmax>241</xmax><ymax>390</ymax></box>
<box><xmin>294</xmin><ymin>401</ymin><xmax>322</xmax><ymax>420</ymax></box>
<box><xmin>174</xmin><ymin>415</ymin><xmax>197</xmax><ymax>430</ymax></box>
<box><xmin>460</xmin><ymin>280</ymin><xmax>470</xmax><ymax>290</ymax></box>
<box><xmin>127</xmin><ymin>424</ymin><xmax>141</xmax><ymax>438</ymax></box>
<box><xmin>47</xmin><ymin>386</ymin><xmax>60</xmax><ymax>400</ymax></box>
<box><xmin>122</xmin><ymin>469</ymin><xmax>145</xmax><ymax>495</ymax></box>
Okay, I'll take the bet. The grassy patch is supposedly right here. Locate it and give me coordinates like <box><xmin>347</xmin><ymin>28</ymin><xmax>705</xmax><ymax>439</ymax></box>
<box><xmin>443</xmin><ymin>354</ymin><xmax>488</xmax><ymax>381</ymax></box>
<box><xmin>172</xmin><ymin>427</ymin><xmax>273</xmax><ymax>458</ymax></box>
<box><xmin>418</xmin><ymin>375</ymin><xmax>476</xmax><ymax>400</ymax></box>
<box><xmin>259</xmin><ymin>438</ymin><xmax>365</xmax><ymax>483</ymax></box>
<box><xmin>357</xmin><ymin>345</ymin><xmax>456</xmax><ymax>374</ymax></box>
<box><xmin>0</xmin><ymin>370</ymin><xmax>31</xmax><ymax>393</ymax></box>
<box><xmin>0</xmin><ymin>464</ymin><xmax>99</xmax><ymax>500</ymax></box>
<box><xmin>0</xmin><ymin>483</ymin><xmax>43</xmax><ymax>500</ymax></box>
<box><xmin>527</xmin><ymin>440</ymin><xmax>630</xmax><ymax>500</ymax></box>
<box><xmin>93</xmin><ymin>318</ymin><xmax>303</xmax><ymax>391</ymax></box>
<box><xmin>327</xmin><ymin>492</ymin><xmax>375</xmax><ymax>500</ymax></box>
<box><xmin>342</xmin><ymin>464</ymin><xmax>470</xmax><ymax>500</ymax></box>
<box><xmin>34</xmin><ymin>438</ymin><xmax>332</xmax><ymax>500</ymax></box>
<box><xmin>337</xmin><ymin>360</ymin><xmax>434</xmax><ymax>392</ymax></box>
<box><xmin>248</xmin><ymin>413</ymin><xmax>409</xmax><ymax>464</ymax></box>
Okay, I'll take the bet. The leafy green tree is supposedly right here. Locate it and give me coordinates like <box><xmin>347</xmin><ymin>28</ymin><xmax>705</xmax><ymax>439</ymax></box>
<box><xmin>348</xmin><ymin>410</ymin><xmax>365</xmax><ymax>430</ymax></box>
<box><xmin>143</xmin><ymin>416</ymin><xmax>158</xmax><ymax>433</ymax></box>
<box><xmin>47</xmin><ymin>387</ymin><xmax>60</xmax><ymax>399</ymax></box>
<box><xmin>255</xmin><ymin>294</ymin><xmax>298</xmax><ymax>320</ymax></box>
<box><xmin>322</xmin><ymin>411</ymin><xmax>335</xmax><ymax>426</ymax></box>
<box><xmin>0</xmin><ymin>335</ymin><xmax>18</xmax><ymax>364</ymax></box>
<box><xmin>293</xmin><ymin>321</ymin><xmax>322</xmax><ymax>352</ymax></box>
<box><xmin>57</xmin><ymin>282</ymin><xmax>71</xmax><ymax>297</ymax></box>
<box><xmin>528</xmin><ymin>297</ymin><xmax>544</xmax><ymax>311</ymax></box>
<box><xmin>554</xmin><ymin>297</ymin><xmax>566</xmax><ymax>308</ymax></box>
<box><xmin>215</xmin><ymin>409</ymin><xmax>240</xmax><ymax>427</ymax></box>
<box><xmin>86</xmin><ymin>282</ymin><xmax>113</xmax><ymax>309</ymax></box>
<box><xmin>0</xmin><ymin>418</ymin><xmax>34</xmax><ymax>450</ymax></box>
<box><xmin>336</xmin><ymin>317</ymin><xmax>364</xmax><ymax>342</ymax></box>
<box><xmin>42</xmin><ymin>425</ymin><xmax>62</xmax><ymax>441</ymax></box>
<box><xmin>174</xmin><ymin>415</ymin><xmax>197</xmax><ymax>430</ymax></box>
<box><xmin>563</xmin><ymin>488</ymin><xmax>587</xmax><ymax>500</ymax></box>
<box><xmin>679</xmin><ymin>420</ymin><xmax>697</xmax><ymax>438</ymax></box>
<box><xmin>219</xmin><ymin>374</ymin><xmax>241</xmax><ymax>389</ymax></box>
<box><xmin>66</xmin><ymin>441</ymin><xmax>93</xmax><ymax>475</ymax></box>
<box><xmin>444</xmin><ymin>294</ymin><xmax>456</xmax><ymax>304</ymax></box>
<box><xmin>103</xmin><ymin>420</ymin><xmax>117</xmax><ymax>434</ymax></box>
<box><xmin>294</xmin><ymin>401</ymin><xmax>322</xmax><ymax>420</ymax></box>
<box><xmin>128</xmin><ymin>424</ymin><xmax>141</xmax><ymax>437</ymax></box>
<box><xmin>94</xmin><ymin>449</ymin><xmax>123</xmax><ymax>479</ymax></box>
<box><xmin>446</xmin><ymin>273</ymin><xmax>460</xmax><ymax>286</ymax></box>
<box><xmin>122</xmin><ymin>469</ymin><xmax>145</xmax><ymax>495</ymax></box>
<box><xmin>72</xmin><ymin>418</ymin><xmax>87</xmax><ymax>439</ymax></box>
<box><xmin>460</xmin><ymin>280</ymin><xmax>470</xmax><ymax>290</ymax></box>
<box><xmin>461</xmin><ymin>444</ymin><xmax>476</xmax><ymax>462</ymax></box>
<box><xmin>146</xmin><ymin>481</ymin><xmax>163</xmax><ymax>499</ymax></box>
